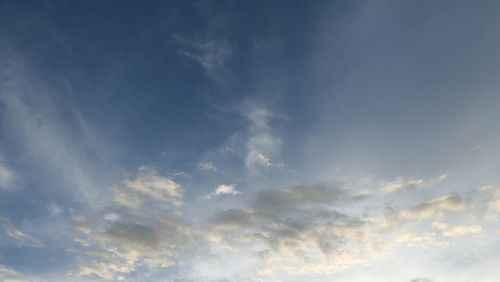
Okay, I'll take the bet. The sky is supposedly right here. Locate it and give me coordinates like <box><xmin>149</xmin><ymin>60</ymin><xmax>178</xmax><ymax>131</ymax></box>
<box><xmin>1</xmin><ymin>1</ymin><xmax>500</xmax><ymax>281</ymax></box>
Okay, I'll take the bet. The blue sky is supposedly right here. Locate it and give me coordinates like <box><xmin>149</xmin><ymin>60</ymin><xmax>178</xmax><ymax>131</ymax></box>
<box><xmin>1</xmin><ymin>1</ymin><xmax>500</xmax><ymax>281</ymax></box>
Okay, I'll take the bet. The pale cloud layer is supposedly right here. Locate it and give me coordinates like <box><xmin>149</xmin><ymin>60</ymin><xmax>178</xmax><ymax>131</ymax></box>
<box><xmin>1</xmin><ymin>1</ymin><xmax>500</xmax><ymax>281</ymax></box>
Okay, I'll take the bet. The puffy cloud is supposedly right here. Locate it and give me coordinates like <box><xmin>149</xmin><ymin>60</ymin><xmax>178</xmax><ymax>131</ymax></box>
<box><xmin>198</xmin><ymin>161</ymin><xmax>218</xmax><ymax>172</ymax></box>
<box><xmin>206</xmin><ymin>184</ymin><xmax>241</xmax><ymax>199</ymax></box>
<box><xmin>379</xmin><ymin>174</ymin><xmax>448</xmax><ymax>195</ymax></box>
<box><xmin>214</xmin><ymin>184</ymin><xmax>241</xmax><ymax>195</ymax></box>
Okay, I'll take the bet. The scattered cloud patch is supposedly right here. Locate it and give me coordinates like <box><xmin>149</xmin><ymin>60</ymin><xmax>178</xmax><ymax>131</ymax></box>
<box><xmin>114</xmin><ymin>166</ymin><xmax>183</xmax><ymax>209</ymax></box>
<box><xmin>72</xmin><ymin>167</ymin><xmax>197</xmax><ymax>281</ymax></box>
<box><xmin>246</xmin><ymin>152</ymin><xmax>272</xmax><ymax>167</ymax></box>
<box><xmin>198</xmin><ymin>161</ymin><xmax>218</xmax><ymax>172</ymax></box>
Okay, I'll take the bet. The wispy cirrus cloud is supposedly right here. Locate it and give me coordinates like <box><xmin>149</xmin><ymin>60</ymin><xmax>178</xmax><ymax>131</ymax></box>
<box><xmin>173</xmin><ymin>34</ymin><xmax>233</xmax><ymax>81</ymax></box>
<box><xmin>0</xmin><ymin>216</ymin><xmax>41</xmax><ymax>247</ymax></box>
<box><xmin>379</xmin><ymin>174</ymin><xmax>448</xmax><ymax>195</ymax></box>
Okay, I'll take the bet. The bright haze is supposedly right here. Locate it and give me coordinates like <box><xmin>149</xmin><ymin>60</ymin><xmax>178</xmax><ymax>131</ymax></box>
<box><xmin>1</xmin><ymin>1</ymin><xmax>500</xmax><ymax>282</ymax></box>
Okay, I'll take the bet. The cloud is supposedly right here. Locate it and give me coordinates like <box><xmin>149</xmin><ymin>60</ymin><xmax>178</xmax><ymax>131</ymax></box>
<box><xmin>208</xmin><ymin>184</ymin><xmax>389</xmax><ymax>276</ymax></box>
<box><xmin>73</xmin><ymin>212</ymin><xmax>198</xmax><ymax>281</ymax></box>
<box><xmin>0</xmin><ymin>216</ymin><xmax>41</xmax><ymax>246</ymax></box>
<box><xmin>0</xmin><ymin>156</ymin><xmax>15</xmax><ymax>190</ymax></box>
<box><xmin>386</xmin><ymin>194</ymin><xmax>470</xmax><ymax>224</ymax></box>
<box><xmin>243</xmin><ymin>106</ymin><xmax>283</xmax><ymax>171</ymax></box>
<box><xmin>204</xmin><ymin>183</ymin><xmax>498</xmax><ymax>279</ymax></box>
<box><xmin>206</xmin><ymin>184</ymin><xmax>241</xmax><ymax>199</ymax></box>
<box><xmin>379</xmin><ymin>174</ymin><xmax>448</xmax><ymax>194</ymax></box>
<box><xmin>114</xmin><ymin>166</ymin><xmax>183</xmax><ymax>209</ymax></box>
<box><xmin>0</xmin><ymin>52</ymin><xmax>105</xmax><ymax>209</ymax></box>
<box><xmin>198</xmin><ymin>161</ymin><xmax>218</xmax><ymax>172</ymax></box>
<box><xmin>72</xmin><ymin>166</ymin><xmax>203</xmax><ymax>281</ymax></box>
<box><xmin>246</xmin><ymin>152</ymin><xmax>272</xmax><ymax>167</ymax></box>
<box><xmin>173</xmin><ymin>35</ymin><xmax>233</xmax><ymax>80</ymax></box>
<box><xmin>431</xmin><ymin>221</ymin><xmax>482</xmax><ymax>237</ymax></box>
<box><xmin>410</xmin><ymin>278</ymin><xmax>433</xmax><ymax>282</ymax></box>
<box><xmin>0</xmin><ymin>264</ymin><xmax>37</xmax><ymax>282</ymax></box>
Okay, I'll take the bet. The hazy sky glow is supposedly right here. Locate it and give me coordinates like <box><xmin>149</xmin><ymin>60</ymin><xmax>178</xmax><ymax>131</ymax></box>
<box><xmin>1</xmin><ymin>1</ymin><xmax>500</xmax><ymax>281</ymax></box>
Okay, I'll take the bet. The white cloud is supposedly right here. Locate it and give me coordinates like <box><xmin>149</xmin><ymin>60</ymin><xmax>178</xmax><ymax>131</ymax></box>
<box><xmin>214</xmin><ymin>184</ymin><xmax>241</xmax><ymax>196</ymax></box>
<box><xmin>379</xmin><ymin>173</ymin><xmax>448</xmax><ymax>194</ymax></box>
<box><xmin>198</xmin><ymin>161</ymin><xmax>217</xmax><ymax>172</ymax></box>
<box><xmin>205</xmin><ymin>184</ymin><xmax>241</xmax><ymax>199</ymax></box>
